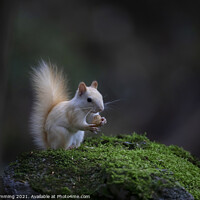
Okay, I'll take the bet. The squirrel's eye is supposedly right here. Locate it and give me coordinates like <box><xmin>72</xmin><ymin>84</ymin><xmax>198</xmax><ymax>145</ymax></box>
<box><xmin>87</xmin><ymin>97</ymin><xmax>92</xmax><ymax>102</ymax></box>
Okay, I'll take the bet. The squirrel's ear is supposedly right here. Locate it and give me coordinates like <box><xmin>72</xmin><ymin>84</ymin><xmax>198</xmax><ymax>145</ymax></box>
<box><xmin>78</xmin><ymin>82</ymin><xmax>87</xmax><ymax>96</ymax></box>
<box><xmin>91</xmin><ymin>80</ymin><xmax>98</xmax><ymax>89</ymax></box>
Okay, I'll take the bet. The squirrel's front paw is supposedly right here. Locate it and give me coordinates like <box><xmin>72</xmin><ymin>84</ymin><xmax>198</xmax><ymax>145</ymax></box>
<box><xmin>100</xmin><ymin>117</ymin><xmax>107</xmax><ymax>126</ymax></box>
<box><xmin>85</xmin><ymin>124</ymin><xmax>99</xmax><ymax>133</ymax></box>
<box><xmin>89</xmin><ymin>124</ymin><xmax>101</xmax><ymax>134</ymax></box>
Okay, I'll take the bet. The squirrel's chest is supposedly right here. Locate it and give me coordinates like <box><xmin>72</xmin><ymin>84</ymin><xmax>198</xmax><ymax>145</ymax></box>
<box><xmin>67</xmin><ymin>127</ymin><xmax>80</xmax><ymax>134</ymax></box>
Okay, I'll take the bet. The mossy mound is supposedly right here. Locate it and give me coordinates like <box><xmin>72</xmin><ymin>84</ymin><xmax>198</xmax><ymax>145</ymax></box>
<box><xmin>2</xmin><ymin>133</ymin><xmax>200</xmax><ymax>199</ymax></box>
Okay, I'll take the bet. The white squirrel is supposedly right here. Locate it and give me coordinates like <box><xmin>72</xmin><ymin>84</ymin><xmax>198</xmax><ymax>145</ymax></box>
<box><xmin>30</xmin><ymin>61</ymin><xmax>107</xmax><ymax>150</ymax></box>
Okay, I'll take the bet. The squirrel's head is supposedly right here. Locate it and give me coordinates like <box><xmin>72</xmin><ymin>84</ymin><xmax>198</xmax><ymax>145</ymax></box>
<box><xmin>76</xmin><ymin>81</ymin><xmax>104</xmax><ymax>113</ymax></box>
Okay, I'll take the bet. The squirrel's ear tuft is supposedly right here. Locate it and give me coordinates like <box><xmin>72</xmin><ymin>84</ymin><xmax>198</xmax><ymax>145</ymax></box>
<box><xmin>78</xmin><ymin>82</ymin><xmax>87</xmax><ymax>96</ymax></box>
<box><xmin>91</xmin><ymin>81</ymin><xmax>98</xmax><ymax>89</ymax></box>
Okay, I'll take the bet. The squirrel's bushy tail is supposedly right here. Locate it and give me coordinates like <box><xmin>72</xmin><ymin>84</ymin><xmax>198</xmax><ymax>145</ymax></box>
<box><xmin>30</xmin><ymin>61</ymin><xmax>68</xmax><ymax>149</ymax></box>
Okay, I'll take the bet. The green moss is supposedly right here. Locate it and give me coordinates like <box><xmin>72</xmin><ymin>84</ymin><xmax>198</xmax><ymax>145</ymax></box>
<box><xmin>7</xmin><ymin>133</ymin><xmax>200</xmax><ymax>199</ymax></box>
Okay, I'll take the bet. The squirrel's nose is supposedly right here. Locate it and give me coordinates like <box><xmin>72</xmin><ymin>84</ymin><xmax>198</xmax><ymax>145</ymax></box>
<box><xmin>98</xmin><ymin>105</ymin><xmax>104</xmax><ymax>112</ymax></box>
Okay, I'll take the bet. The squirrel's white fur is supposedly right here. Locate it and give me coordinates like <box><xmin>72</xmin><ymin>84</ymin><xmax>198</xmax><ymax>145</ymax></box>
<box><xmin>30</xmin><ymin>61</ymin><xmax>106</xmax><ymax>149</ymax></box>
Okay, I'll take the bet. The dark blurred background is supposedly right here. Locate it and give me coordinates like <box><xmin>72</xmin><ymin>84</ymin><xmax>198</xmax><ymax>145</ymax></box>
<box><xmin>1</xmin><ymin>0</ymin><xmax>200</xmax><ymax>173</ymax></box>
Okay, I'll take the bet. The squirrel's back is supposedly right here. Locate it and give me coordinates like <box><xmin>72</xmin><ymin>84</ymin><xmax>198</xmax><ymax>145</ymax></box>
<box><xmin>30</xmin><ymin>61</ymin><xmax>69</xmax><ymax>149</ymax></box>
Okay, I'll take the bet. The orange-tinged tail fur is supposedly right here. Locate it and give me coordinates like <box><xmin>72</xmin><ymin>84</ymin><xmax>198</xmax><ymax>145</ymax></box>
<box><xmin>30</xmin><ymin>61</ymin><xmax>68</xmax><ymax>149</ymax></box>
